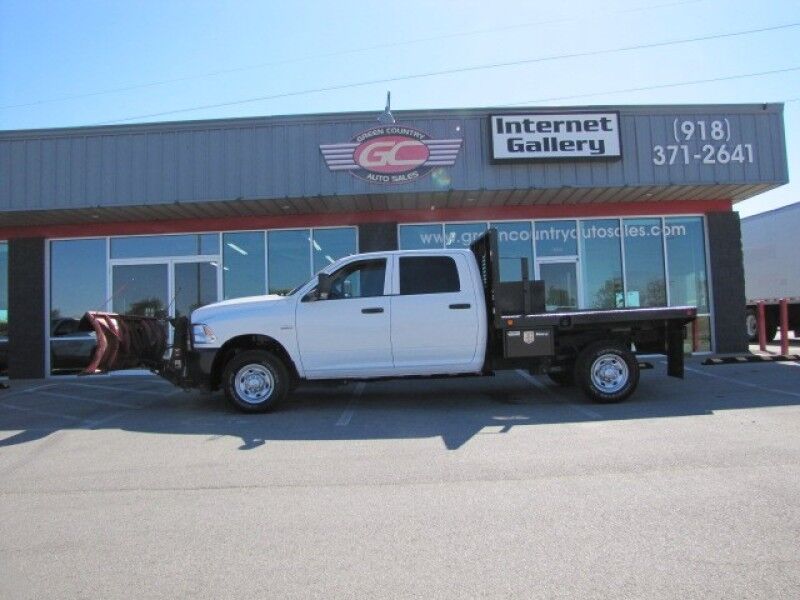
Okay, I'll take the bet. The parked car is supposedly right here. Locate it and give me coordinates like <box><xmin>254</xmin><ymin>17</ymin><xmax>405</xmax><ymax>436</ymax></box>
<box><xmin>50</xmin><ymin>317</ymin><xmax>97</xmax><ymax>374</ymax></box>
<box><xmin>0</xmin><ymin>318</ymin><xmax>96</xmax><ymax>377</ymax></box>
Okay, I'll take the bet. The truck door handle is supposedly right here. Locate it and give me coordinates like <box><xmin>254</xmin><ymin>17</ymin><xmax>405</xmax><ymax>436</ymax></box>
<box><xmin>361</xmin><ymin>307</ymin><xmax>384</xmax><ymax>314</ymax></box>
<box><xmin>449</xmin><ymin>303</ymin><xmax>471</xmax><ymax>310</ymax></box>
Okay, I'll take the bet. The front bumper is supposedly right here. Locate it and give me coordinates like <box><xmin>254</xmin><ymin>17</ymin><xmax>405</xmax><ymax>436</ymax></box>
<box><xmin>187</xmin><ymin>348</ymin><xmax>217</xmax><ymax>385</ymax></box>
<box><xmin>158</xmin><ymin>347</ymin><xmax>217</xmax><ymax>390</ymax></box>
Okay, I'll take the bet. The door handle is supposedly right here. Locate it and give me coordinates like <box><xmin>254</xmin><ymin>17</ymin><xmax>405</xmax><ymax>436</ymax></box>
<box><xmin>449</xmin><ymin>303</ymin><xmax>471</xmax><ymax>309</ymax></box>
<box><xmin>361</xmin><ymin>307</ymin><xmax>384</xmax><ymax>314</ymax></box>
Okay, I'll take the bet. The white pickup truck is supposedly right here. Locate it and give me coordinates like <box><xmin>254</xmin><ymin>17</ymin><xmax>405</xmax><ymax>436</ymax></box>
<box><xmin>80</xmin><ymin>229</ymin><xmax>696</xmax><ymax>412</ymax></box>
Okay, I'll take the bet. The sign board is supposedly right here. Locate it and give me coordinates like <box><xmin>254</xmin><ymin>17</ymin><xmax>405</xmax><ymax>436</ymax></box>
<box><xmin>490</xmin><ymin>113</ymin><xmax>621</xmax><ymax>161</ymax></box>
<box><xmin>320</xmin><ymin>125</ymin><xmax>463</xmax><ymax>185</ymax></box>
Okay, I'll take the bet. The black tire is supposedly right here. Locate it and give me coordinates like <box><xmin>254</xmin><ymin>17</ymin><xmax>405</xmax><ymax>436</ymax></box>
<box><xmin>747</xmin><ymin>309</ymin><xmax>777</xmax><ymax>343</ymax></box>
<box><xmin>547</xmin><ymin>369</ymin><xmax>575</xmax><ymax>387</ymax></box>
<box><xmin>222</xmin><ymin>349</ymin><xmax>289</xmax><ymax>413</ymax></box>
<box><xmin>746</xmin><ymin>309</ymin><xmax>758</xmax><ymax>342</ymax></box>
<box><xmin>575</xmin><ymin>341</ymin><xmax>639</xmax><ymax>404</ymax></box>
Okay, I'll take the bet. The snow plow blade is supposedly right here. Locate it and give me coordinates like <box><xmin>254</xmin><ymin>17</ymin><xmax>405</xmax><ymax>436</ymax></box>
<box><xmin>78</xmin><ymin>311</ymin><xmax>169</xmax><ymax>374</ymax></box>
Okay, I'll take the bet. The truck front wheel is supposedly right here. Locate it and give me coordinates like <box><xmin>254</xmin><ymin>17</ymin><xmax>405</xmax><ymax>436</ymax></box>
<box><xmin>575</xmin><ymin>342</ymin><xmax>639</xmax><ymax>403</ymax></box>
<box><xmin>222</xmin><ymin>349</ymin><xmax>289</xmax><ymax>413</ymax></box>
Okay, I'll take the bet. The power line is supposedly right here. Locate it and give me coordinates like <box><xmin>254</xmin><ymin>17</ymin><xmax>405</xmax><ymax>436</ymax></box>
<box><xmin>93</xmin><ymin>21</ymin><xmax>800</xmax><ymax>125</ymax></box>
<box><xmin>502</xmin><ymin>66</ymin><xmax>800</xmax><ymax>105</ymax></box>
<box><xmin>0</xmin><ymin>0</ymin><xmax>703</xmax><ymax>111</ymax></box>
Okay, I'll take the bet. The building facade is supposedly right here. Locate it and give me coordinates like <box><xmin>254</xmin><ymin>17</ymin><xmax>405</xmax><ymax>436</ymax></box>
<box><xmin>0</xmin><ymin>103</ymin><xmax>788</xmax><ymax>378</ymax></box>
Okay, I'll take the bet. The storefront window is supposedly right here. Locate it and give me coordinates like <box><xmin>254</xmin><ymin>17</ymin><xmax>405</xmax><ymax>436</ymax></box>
<box><xmin>312</xmin><ymin>228</ymin><xmax>357</xmax><ymax>273</ymax></box>
<box><xmin>623</xmin><ymin>218</ymin><xmax>666</xmax><ymax>307</ymax></box>
<box><xmin>444</xmin><ymin>223</ymin><xmax>487</xmax><ymax>248</ymax></box>
<box><xmin>580</xmin><ymin>219</ymin><xmax>624</xmax><ymax>309</ymax></box>
<box><xmin>490</xmin><ymin>221</ymin><xmax>534</xmax><ymax>281</ymax></box>
<box><xmin>111</xmin><ymin>233</ymin><xmax>218</xmax><ymax>259</ymax></box>
<box><xmin>535</xmin><ymin>220</ymin><xmax>577</xmax><ymax>257</ymax></box>
<box><xmin>268</xmin><ymin>230</ymin><xmax>310</xmax><ymax>295</ymax></box>
<box><xmin>50</xmin><ymin>239</ymin><xmax>108</xmax><ymax>374</ymax></box>
<box><xmin>399</xmin><ymin>224</ymin><xmax>443</xmax><ymax>249</ymax></box>
<box><xmin>223</xmin><ymin>231</ymin><xmax>266</xmax><ymax>299</ymax></box>
<box><xmin>666</xmin><ymin>217</ymin><xmax>709</xmax><ymax>313</ymax></box>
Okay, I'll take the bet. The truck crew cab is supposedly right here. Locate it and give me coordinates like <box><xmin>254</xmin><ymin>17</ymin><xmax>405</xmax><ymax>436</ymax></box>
<box><xmin>81</xmin><ymin>229</ymin><xmax>695</xmax><ymax>412</ymax></box>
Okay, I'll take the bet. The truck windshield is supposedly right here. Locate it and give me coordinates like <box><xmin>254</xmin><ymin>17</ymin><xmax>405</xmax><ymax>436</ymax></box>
<box><xmin>287</xmin><ymin>272</ymin><xmax>322</xmax><ymax>296</ymax></box>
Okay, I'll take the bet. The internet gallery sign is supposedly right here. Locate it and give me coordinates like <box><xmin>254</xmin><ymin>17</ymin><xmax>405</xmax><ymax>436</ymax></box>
<box><xmin>490</xmin><ymin>113</ymin><xmax>621</xmax><ymax>161</ymax></box>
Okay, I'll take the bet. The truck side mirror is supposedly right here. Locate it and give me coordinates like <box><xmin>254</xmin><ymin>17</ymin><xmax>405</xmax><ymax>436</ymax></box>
<box><xmin>317</xmin><ymin>273</ymin><xmax>333</xmax><ymax>300</ymax></box>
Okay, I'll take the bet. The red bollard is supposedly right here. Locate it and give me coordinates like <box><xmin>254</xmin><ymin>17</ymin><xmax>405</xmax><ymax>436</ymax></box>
<box><xmin>780</xmin><ymin>298</ymin><xmax>789</xmax><ymax>356</ymax></box>
<box><xmin>757</xmin><ymin>300</ymin><xmax>767</xmax><ymax>351</ymax></box>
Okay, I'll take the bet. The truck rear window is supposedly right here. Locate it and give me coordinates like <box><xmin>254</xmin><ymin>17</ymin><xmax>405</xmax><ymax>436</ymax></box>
<box><xmin>399</xmin><ymin>256</ymin><xmax>460</xmax><ymax>295</ymax></box>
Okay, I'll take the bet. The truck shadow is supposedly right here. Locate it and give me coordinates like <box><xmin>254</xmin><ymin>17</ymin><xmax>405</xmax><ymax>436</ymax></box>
<box><xmin>1</xmin><ymin>360</ymin><xmax>799</xmax><ymax>451</ymax></box>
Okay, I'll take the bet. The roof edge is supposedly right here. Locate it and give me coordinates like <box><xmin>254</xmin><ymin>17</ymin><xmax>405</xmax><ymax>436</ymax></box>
<box><xmin>0</xmin><ymin>102</ymin><xmax>784</xmax><ymax>140</ymax></box>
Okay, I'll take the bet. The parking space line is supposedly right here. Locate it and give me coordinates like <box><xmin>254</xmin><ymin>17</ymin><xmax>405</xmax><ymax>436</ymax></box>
<box><xmin>36</xmin><ymin>390</ymin><xmax>142</xmax><ymax>409</ymax></box>
<box><xmin>0</xmin><ymin>383</ymin><xmax>59</xmax><ymax>400</ymax></box>
<box><xmin>0</xmin><ymin>401</ymin><xmax>88</xmax><ymax>423</ymax></box>
<box><xmin>515</xmin><ymin>369</ymin><xmax>601</xmax><ymax>419</ymax></box>
<box><xmin>336</xmin><ymin>382</ymin><xmax>366</xmax><ymax>427</ymax></box>
<box><xmin>64</xmin><ymin>382</ymin><xmax>170</xmax><ymax>396</ymax></box>
<box><xmin>681</xmin><ymin>364</ymin><xmax>800</xmax><ymax>399</ymax></box>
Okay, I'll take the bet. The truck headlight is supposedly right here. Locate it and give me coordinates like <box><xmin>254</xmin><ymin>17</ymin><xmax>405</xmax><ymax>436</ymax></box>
<box><xmin>192</xmin><ymin>324</ymin><xmax>217</xmax><ymax>345</ymax></box>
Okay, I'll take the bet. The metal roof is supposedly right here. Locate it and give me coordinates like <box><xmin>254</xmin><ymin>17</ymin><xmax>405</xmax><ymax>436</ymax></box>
<box><xmin>0</xmin><ymin>103</ymin><xmax>788</xmax><ymax>227</ymax></box>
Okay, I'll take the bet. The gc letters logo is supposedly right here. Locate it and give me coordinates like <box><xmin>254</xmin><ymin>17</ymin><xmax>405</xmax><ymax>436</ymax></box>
<box><xmin>320</xmin><ymin>125</ymin><xmax>462</xmax><ymax>184</ymax></box>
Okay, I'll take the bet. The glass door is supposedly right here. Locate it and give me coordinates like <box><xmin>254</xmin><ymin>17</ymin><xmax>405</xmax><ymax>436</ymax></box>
<box><xmin>173</xmin><ymin>260</ymin><xmax>218</xmax><ymax>319</ymax></box>
<box><xmin>111</xmin><ymin>260</ymin><xmax>218</xmax><ymax>319</ymax></box>
<box><xmin>538</xmin><ymin>261</ymin><xmax>580</xmax><ymax>311</ymax></box>
<box><xmin>112</xmin><ymin>263</ymin><xmax>170</xmax><ymax>318</ymax></box>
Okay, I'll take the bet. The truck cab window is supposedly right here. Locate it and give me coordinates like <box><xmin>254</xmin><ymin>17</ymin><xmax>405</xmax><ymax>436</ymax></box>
<box><xmin>399</xmin><ymin>256</ymin><xmax>460</xmax><ymax>295</ymax></box>
<box><xmin>326</xmin><ymin>259</ymin><xmax>386</xmax><ymax>300</ymax></box>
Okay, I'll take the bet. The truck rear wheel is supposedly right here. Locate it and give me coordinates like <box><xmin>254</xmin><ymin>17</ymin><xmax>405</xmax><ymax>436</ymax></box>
<box><xmin>222</xmin><ymin>349</ymin><xmax>289</xmax><ymax>413</ymax></box>
<box><xmin>575</xmin><ymin>342</ymin><xmax>639</xmax><ymax>403</ymax></box>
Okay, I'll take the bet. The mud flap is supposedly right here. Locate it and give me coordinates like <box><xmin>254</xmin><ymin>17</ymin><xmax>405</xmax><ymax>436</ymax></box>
<box><xmin>78</xmin><ymin>312</ymin><xmax>169</xmax><ymax>374</ymax></box>
<box><xmin>666</xmin><ymin>321</ymin><xmax>685</xmax><ymax>379</ymax></box>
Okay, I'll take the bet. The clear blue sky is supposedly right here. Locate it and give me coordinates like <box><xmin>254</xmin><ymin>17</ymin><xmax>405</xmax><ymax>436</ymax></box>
<box><xmin>1</xmin><ymin>0</ymin><xmax>798</xmax><ymax>217</ymax></box>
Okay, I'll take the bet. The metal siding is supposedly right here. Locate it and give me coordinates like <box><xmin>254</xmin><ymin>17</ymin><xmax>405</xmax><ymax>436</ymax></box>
<box><xmin>754</xmin><ymin>113</ymin><xmax>774</xmax><ymax>182</ymax></box>
<box><xmin>55</xmin><ymin>138</ymin><xmax>70</xmax><ymax>207</ymax></box>
<box><xmin>0</xmin><ymin>105</ymin><xmax>787</xmax><ymax>213</ymax></box>
<box><xmin>0</xmin><ymin>141</ymin><xmax>11</xmax><ymax>209</ymax></box>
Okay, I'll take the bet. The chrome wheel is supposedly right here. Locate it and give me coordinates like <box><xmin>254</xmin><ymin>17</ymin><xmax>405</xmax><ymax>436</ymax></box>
<box><xmin>590</xmin><ymin>353</ymin><xmax>629</xmax><ymax>394</ymax></box>
<box><xmin>234</xmin><ymin>364</ymin><xmax>275</xmax><ymax>404</ymax></box>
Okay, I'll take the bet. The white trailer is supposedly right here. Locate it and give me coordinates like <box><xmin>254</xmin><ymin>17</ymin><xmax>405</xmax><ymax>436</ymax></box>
<box><xmin>741</xmin><ymin>202</ymin><xmax>800</xmax><ymax>340</ymax></box>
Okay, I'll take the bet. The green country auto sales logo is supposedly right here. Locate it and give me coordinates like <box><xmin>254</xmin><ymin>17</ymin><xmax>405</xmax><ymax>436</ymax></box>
<box><xmin>320</xmin><ymin>125</ymin><xmax>462</xmax><ymax>185</ymax></box>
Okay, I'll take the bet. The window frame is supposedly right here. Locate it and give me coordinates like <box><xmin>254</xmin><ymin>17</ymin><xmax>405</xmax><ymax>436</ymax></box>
<box><xmin>303</xmin><ymin>257</ymin><xmax>389</xmax><ymax>302</ymax></box>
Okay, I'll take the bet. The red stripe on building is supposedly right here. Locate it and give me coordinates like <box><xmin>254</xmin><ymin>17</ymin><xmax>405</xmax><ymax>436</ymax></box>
<box><xmin>0</xmin><ymin>199</ymin><xmax>732</xmax><ymax>240</ymax></box>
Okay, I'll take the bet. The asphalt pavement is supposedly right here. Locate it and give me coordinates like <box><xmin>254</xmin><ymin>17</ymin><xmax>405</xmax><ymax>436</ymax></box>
<box><xmin>1</xmin><ymin>357</ymin><xmax>799</xmax><ymax>599</ymax></box>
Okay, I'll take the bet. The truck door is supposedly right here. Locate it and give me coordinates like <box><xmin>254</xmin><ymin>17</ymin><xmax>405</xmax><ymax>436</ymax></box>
<box><xmin>295</xmin><ymin>257</ymin><xmax>393</xmax><ymax>378</ymax></box>
<box><xmin>390</xmin><ymin>254</ymin><xmax>480</xmax><ymax>372</ymax></box>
